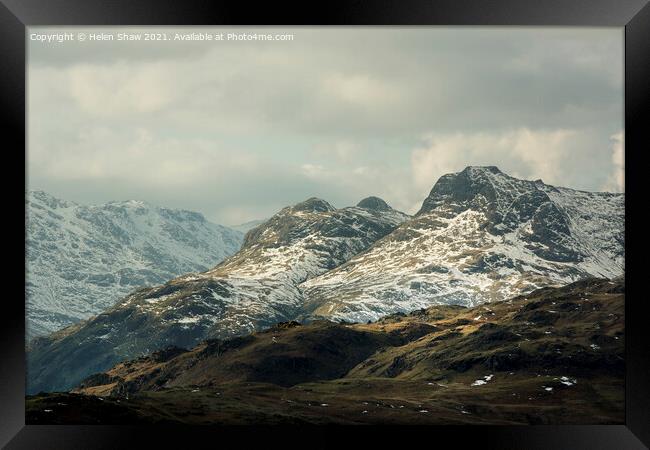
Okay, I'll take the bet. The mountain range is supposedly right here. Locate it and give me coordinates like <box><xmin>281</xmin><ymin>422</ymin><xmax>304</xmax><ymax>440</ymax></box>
<box><xmin>26</xmin><ymin>167</ymin><xmax>624</xmax><ymax>395</ymax></box>
<box><xmin>27</xmin><ymin>196</ymin><xmax>409</xmax><ymax>393</ymax></box>
<box><xmin>301</xmin><ymin>166</ymin><xmax>624</xmax><ymax>322</ymax></box>
<box><xmin>26</xmin><ymin>191</ymin><xmax>243</xmax><ymax>338</ymax></box>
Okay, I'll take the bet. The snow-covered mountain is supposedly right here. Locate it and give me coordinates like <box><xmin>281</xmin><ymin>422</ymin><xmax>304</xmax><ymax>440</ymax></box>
<box><xmin>26</xmin><ymin>191</ymin><xmax>244</xmax><ymax>338</ymax></box>
<box><xmin>300</xmin><ymin>166</ymin><xmax>624</xmax><ymax>322</ymax></box>
<box><xmin>128</xmin><ymin>196</ymin><xmax>409</xmax><ymax>340</ymax></box>
<box><xmin>27</xmin><ymin>196</ymin><xmax>410</xmax><ymax>393</ymax></box>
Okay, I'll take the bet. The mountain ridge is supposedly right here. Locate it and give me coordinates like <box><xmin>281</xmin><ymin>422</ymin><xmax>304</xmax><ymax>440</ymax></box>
<box><xmin>26</xmin><ymin>190</ymin><xmax>243</xmax><ymax>338</ymax></box>
<box><xmin>27</xmin><ymin>195</ymin><xmax>410</xmax><ymax>393</ymax></box>
<box><xmin>26</xmin><ymin>167</ymin><xmax>623</xmax><ymax>395</ymax></box>
<box><xmin>300</xmin><ymin>166</ymin><xmax>624</xmax><ymax>323</ymax></box>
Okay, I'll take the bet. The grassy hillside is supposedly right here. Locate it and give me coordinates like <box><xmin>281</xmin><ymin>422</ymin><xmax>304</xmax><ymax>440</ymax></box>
<box><xmin>27</xmin><ymin>277</ymin><xmax>624</xmax><ymax>425</ymax></box>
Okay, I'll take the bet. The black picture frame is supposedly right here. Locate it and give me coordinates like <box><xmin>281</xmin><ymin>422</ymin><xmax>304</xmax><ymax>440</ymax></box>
<box><xmin>2</xmin><ymin>0</ymin><xmax>648</xmax><ymax>448</ymax></box>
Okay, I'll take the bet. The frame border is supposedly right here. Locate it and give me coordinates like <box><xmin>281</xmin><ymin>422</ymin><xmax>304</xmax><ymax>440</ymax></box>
<box><xmin>2</xmin><ymin>0</ymin><xmax>648</xmax><ymax>448</ymax></box>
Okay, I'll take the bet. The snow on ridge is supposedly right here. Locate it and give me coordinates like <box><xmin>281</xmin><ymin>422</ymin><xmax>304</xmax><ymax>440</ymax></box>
<box><xmin>26</xmin><ymin>169</ymin><xmax>624</xmax><ymax>345</ymax></box>
<box><xmin>114</xmin><ymin>197</ymin><xmax>412</xmax><ymax>341</ymax></box>
<box><xmin>26</xmin><ymin>190</ymin><xmax>244</xmax><ymax>339</ymax></box>
<box><xmin>301</xmin><ymin>172</ymin><xmax>624</xmax><ymax>323</ymax></box>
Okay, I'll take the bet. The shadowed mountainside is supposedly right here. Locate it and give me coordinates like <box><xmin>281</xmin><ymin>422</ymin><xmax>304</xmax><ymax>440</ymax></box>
<box><xmin>27</xmin><ymin>278</ymin><xmax>624</xmax><ymax>425</ymax></box>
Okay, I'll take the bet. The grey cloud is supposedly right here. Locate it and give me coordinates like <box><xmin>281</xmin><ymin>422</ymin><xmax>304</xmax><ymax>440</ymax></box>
<box><xmin>27</xmin><ymin>27</ymin><xmax>623</xmax><ymax>224</ymax></box>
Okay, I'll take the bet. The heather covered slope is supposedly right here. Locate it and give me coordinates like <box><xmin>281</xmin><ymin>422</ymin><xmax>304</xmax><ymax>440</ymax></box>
<box><xmin>346</xmin><ymin>277</ymin><xmax>623</xmax><ymax>381</ymax></box>
<box><xmin>28</xmin><ymin>278</ymin><xmax>624</xmax><ymax>425</ymax></box>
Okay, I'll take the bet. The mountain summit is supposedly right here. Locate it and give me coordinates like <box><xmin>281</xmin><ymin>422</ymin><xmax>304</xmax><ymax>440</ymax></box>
<box><xmin>357</xmin><ymin>196</ymin><xmax>392</xmax><ymax>211</ymax></box>
<box><xmin>292</xmin><ymin>197</ymin><xmax>336</xmax><ymax>213</ymax></box>
<box><xmin>419</xmin><ymin>165</ymin><xmax>543</xmax><ymax>217</ymax></box>
<box><xmin>301</xmin><ymin>167</ymin><xmax>624</xmax><ymax>322</ymax></box>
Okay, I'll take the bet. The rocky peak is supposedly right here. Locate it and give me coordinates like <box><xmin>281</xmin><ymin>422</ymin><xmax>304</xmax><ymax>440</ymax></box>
<box><xmin>413</xmin><ymin>167</ymin><xmax>593</xmax><ymax>262</ymax></box>
<box><xmin>107</xmin><ymin>199</ymin><xmax>150</xmax><ymax>209</ymax></box>
<box><xmin>416</xmin><ymin>166</ymin><xmax>546</xmax><ymax>220</ymax></box>
<box><xmin>241</xmin><ymin>194</ymin><xmax>405</xmax><ymax>251</ymax></box>
<box><xmin>292</xmin><ymin>197</ymin><xmax>336</xmax><ymax>213</ymax></box>
<box><xmin>241</xmin><ymin>198</ymin><xmax>335</xmax><ymax>249</ymax></box>
<box><xmin>28</xmin><ymin>190</ymin><xmax>74</xmax><ymax>210</ymax></box>
<box><xmin>417</xmin><ymin>166</ymin><xmax>506</xmax><ymax>215</ymax></box>
<box><xmin>464</xmin><ymin>165</ymin><xmax>503</xmax><ymax>176</ymax></box>
<box><xmin>356</xmin><ymin>196</ymin><xmax>391</xmax><ymax>211</ymax></box>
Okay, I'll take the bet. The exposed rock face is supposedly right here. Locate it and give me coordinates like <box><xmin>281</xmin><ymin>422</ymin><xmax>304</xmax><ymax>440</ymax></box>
<box><xmin>300</xmin><ymin>167</ymin><xmax>624</xmax><ymax>322</ymax></box>
<box><xmin>291</xmin><ymin>197</ymin><xmax>336</xmax><ymax>213</ymax></box>
<box><xmin>357</xmin><ymin>196</ymin><xmax>392</xmax><ymax>211</ymax></box>
<box><xmin>27</xmin><ymin>197</ymin><xmax>409</xmax><ymax>394</ymax></box>
<box><xmin>26</xmin><ymin>191</ymin><xmax>243</xmax><ymax>338</ymax></box>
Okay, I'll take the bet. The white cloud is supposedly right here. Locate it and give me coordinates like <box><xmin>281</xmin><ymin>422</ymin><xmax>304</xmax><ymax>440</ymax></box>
<box><xmin>27</xmin><ymin>27</ymin><xmax>623</xmax><ymax>223</ymax></box>
<box><xmin>321</xmin><ymin>73</ymin><xmax>402</xmax><ymax>107</ymax></box>
<box><xmin>68</xmin><ymin>62</ymin><xmax>176</xmax><ymax>116</ymax></box>
<box><xmin>602</xmin><ymin>131</ymin><xmax>624</xmax><ymax>192</ymax></box>
<box><xmin>410</xmin><ymin>128</ymin><xmax>603</xmax><ymax>198</ymax></box>
<box><xmin>300</xmin><ymin>163</ymin><xmax>327</xmax><ymax>179</ymax></box>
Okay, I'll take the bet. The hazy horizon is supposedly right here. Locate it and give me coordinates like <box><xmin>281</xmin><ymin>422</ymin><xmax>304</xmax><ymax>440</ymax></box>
<box><xmin>28</xmin><ymin>161</ymin><xmax>623</xmax><ymax>227</ymax></box>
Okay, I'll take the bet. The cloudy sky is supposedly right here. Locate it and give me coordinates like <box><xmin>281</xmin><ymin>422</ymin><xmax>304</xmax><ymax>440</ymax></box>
<box><xmin>28</xmin><ymin>27</ymin><xmax>623</xmax><ymax>225</ymax></box>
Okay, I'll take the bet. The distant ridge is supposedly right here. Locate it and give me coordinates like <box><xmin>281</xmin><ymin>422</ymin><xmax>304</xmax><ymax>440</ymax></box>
<box><xmin>26</xmin><ymin>190</ymin><xmax>244</xmax><ymax>338</ymax></box>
